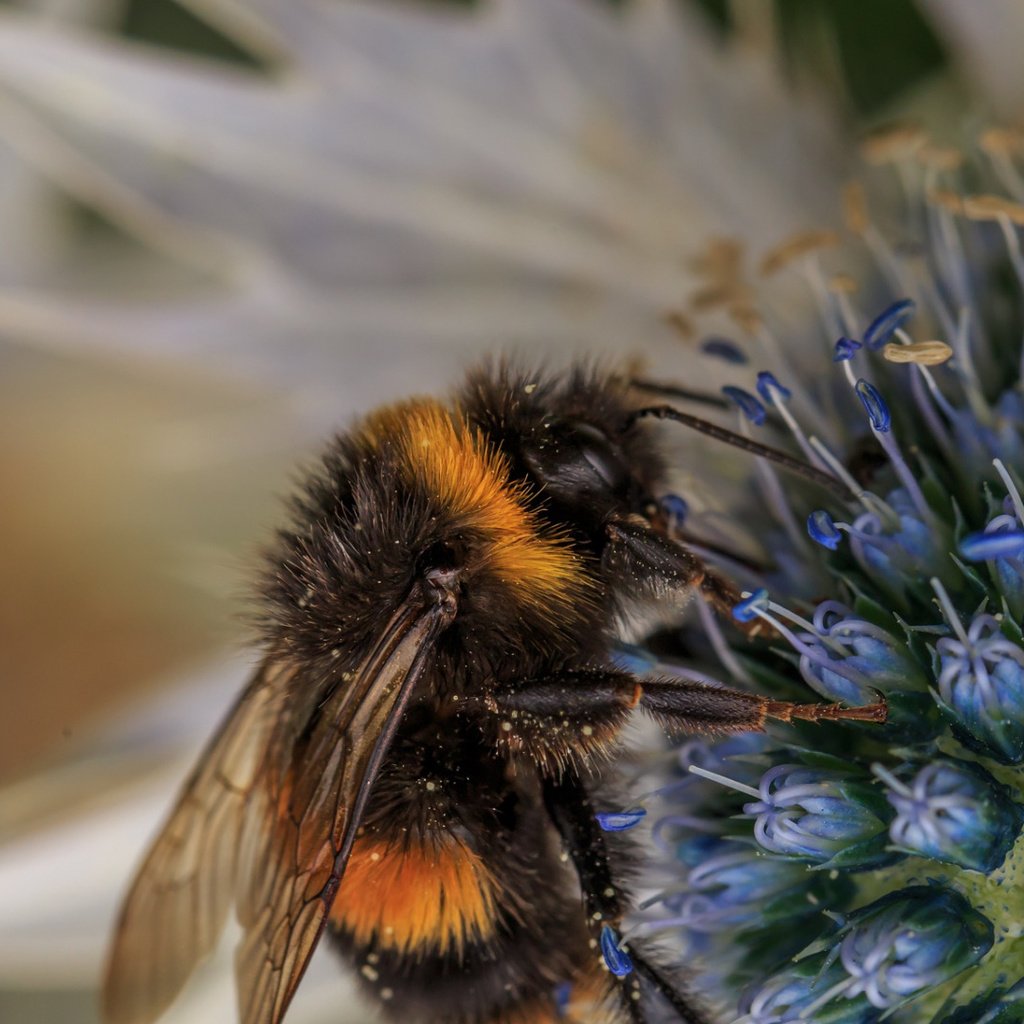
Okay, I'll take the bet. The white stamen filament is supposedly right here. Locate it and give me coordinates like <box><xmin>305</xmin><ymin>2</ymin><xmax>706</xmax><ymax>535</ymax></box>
<box><xmin>688</xmin><ymin>765</ymin><xmax>762</xmax><ymax>800</ymax></box>
<box><xmin>931</xmin><ymin>578</ymin><xmax>972</xmax><ymax>647</ymax></box>
<box><xmin>994</xmin><ymin>458</ymin><xmax>1024</xmax><ymax>524</ymax></box>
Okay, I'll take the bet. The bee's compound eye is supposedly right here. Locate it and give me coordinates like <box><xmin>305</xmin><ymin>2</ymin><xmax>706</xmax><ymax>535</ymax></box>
<box><xmin>574</xmin><ymin>423</ymin><xmax>628</xmax><ymax>492</ymax></box>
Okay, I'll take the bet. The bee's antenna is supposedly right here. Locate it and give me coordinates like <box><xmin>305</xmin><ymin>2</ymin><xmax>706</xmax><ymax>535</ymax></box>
<box><xmin>626</xmin><ymin>404</ymin><xmax>854</xmax><ymax>501</ymax></box>
<box><xmin>625</xmin><ymin>377</ymin><xmax>731</xmax><ymax>410</ymax></box>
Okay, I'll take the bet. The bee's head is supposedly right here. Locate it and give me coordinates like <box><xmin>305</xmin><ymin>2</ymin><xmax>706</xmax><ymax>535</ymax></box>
<box><xmin>259</xmin><ymin>398</ymin><xmax>597</xmax><ymax>668</ymax></box>
<box><xmin>459</xmin><ymin>362</ymin><xmax>668</xmax><ymax>548</ymax></box>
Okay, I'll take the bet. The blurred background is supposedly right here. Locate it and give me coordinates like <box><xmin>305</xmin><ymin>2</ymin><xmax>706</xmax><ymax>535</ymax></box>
<box><xmin>0</xmin><ymin>0</ymin><xmax>1020</xmax><ymax>1021</ymax></box>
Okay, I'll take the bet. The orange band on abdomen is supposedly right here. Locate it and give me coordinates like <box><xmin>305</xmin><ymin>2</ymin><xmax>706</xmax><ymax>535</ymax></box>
<box><xmin>330</xmin><ymin>835</ymin><xmax>500</xmax><ymax>956</ymax></box>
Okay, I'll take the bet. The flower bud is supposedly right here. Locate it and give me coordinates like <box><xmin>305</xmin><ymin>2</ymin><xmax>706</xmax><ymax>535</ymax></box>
<box><xmin>882</xmin><ymin>758</ymin><xmax>1024</xmax><ymax>873</ymax></box>
<box><xmin>835</xmin><ymin>885</ymin><xmax>993</xmax><ymax>1008</ymax></box>
<box><xmin>934</xmin><ymin>613</ymin><xmax>1024</xmax><ymax>764</ymax></box>
<box><xmin>742</xmin><ymin>954</ymin><xmax>881</xmax><ymax>1024</ymax></box>
<box><xmin>745</xmin><ymin>764</ymin><xmax>895</xmax><ymax>869</ymax></box>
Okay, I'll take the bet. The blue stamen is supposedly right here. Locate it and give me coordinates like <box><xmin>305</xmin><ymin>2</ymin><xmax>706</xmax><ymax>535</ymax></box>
<box><xmin>596</xmin><ymin>808</ymin><xmax>647</xmax><ymax>832</ymax></box>
<box><xmin>863</xmin><ymin>298</ymin><xmax>916</xmax><ymax>349</ymax></box>
<box><xmin>959</xmin><ymin>530</ymin><xmax>1024</xmax><ymax>561</ymax></box>
<box><xmin>732</xmin><ymin>593</ymin><xmax>878</xmax><ymax>702</ymax></box>
<box><xmin>733</xmin><ymin>589</ymin><xmax>770</xmax><ymax>623</ymax></box>
<box><xmin>855</xmin><ymin>379</ymin><xmax>891</xmax><ymax>432</ymax></box>
<box><xmin>553</xmin><ymin>980</ymin><xmax>573</xmax><ymax>1018</ymax></box>
<box><xmin>701</xmin><ymin>337</ymin><xmax>748</xmax><ymax>364</ymax></box>
<box><xmin>722</xmin><ymin>386</ymin><xmax>767</xmax><ymax>426</ymax></box>
<box><xmin>807</xmin><ymin>509</ymin><xmax>842</xmax><ymax>550</ymax></box>
<box><xmin>852</xmin><ymin>382</ymin><xmax>934</xmax><ymax>523</ymax></box>
<box><xmin>600</xmin><ymin>925</ymin><xmax>633</xmax><ymax>977</ymax></box>
<box><xmin>659</xmin><ymin>493</ymin><xmax>689</xmax><ymax>529</ymax></box>
<box><xmin>755</xmin><ymin>371</ymin><xmax>792</xmax><ymax>406</ymax></box>
<box><xmin>833</xmin><ymin>337</ymin><xmax>862</xmax><ymax>362</ymax></box>
<box><xmin>752</xmin><ymin>369</ymin><xmax>823</xmax><ymax>468</ymax></box>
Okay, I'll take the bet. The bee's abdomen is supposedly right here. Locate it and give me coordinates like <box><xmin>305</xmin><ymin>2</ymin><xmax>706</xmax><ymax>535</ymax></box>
<box><xmin>329</xmin><ymin>834</ymin><xmax>501</xmax><ymax>956</ymax></box>
<box><xmin>325</xmin><ymin>747</ymin><xmax>619</xmax><ymax>1022</ymax></box>
<box><xmin>329</xmin><ymin>892</ymin><xmax>615</xmax><ymax>1024</ymax></box>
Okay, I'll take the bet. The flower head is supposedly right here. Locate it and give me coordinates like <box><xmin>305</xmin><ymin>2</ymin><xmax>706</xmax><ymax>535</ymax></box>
<box><xmin>648</xmin><ymin>139</ymin><xmax>1024</xmax><ymax>1020</ymax></box>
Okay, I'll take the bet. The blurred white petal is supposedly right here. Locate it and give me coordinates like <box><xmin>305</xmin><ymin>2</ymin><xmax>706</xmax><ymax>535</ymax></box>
<box><xmin>0</xmin><ymin>0</ymin><xmax>847</xmax><ymax>384</ymax></box>
<box><xmin>920</xmin><ymin>0</ymin><xmax>1024</xmax><ymax>118</ymax></box>
<box><xmin>0</xmin><ymin>655</ymin><xmax>375</xmax><ymax>1023</ymax></box>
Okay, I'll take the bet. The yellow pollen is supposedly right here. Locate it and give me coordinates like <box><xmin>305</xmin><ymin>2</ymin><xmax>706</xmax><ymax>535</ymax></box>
<box><xmin>883</xmin><ymin>341</ymin><xmax>954</xmax><ymax>366</ymax></box>
<box><xmin>842</xmin><ymin>180</ymin><xmax>870</xmax><ymax>235</ymax></box>
<box><xmin>663</xmin><ymin>310</ymin><xmax>696</xmax><ymax>340</ymax></box>
<box><xmin>729</xmin><ymin>303</ymin><xmax>763</xmax><ymax>334</ymax></box>
<box><xmin>962</xmin><ymin>194</ymin><xmax>1024</xmax><ymax>227</ymax></box>
<box><xmin>917</xmin><ymin>144</ymin><xmax>964</xmax><ymax>171</ymax></box>
<box><xmin>860</xmin><ymin>123</ymin><xmax>927</xmax><ymax>165</ymax></box>
<box><xmin>979</xmin><ymin>127</ymin><xmax>1024</xmax><ymax>158</ymax></box>
<box><xmin>828</xmin><ymin>273</ymin><xmax>859</xmax><ymax>295</ymax></box>
<box><xmin>688</xmin><ymin>282</ymin><xmax>749</xmax><ymax>312</ymax></box>
<box><xmin>759</xmin><ymin>230</ymin><xmax>839</xmax><ymax>277</ymax></box>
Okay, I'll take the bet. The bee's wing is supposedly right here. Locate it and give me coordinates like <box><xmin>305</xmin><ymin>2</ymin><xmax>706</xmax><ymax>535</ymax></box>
<box><xmin>102</xmin><ymin>660</ymin><xmax>289</xmax><ymax>1024</ymax></box>
<box><xmin>103</xmin><ymin>598</ymin><xmax>452</xmax><ymax>1024</ymax></box>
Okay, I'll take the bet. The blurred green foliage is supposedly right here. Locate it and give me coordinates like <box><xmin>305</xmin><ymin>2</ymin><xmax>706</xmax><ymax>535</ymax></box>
<box><xmin>120</xmin><ymin>0</ymin><xmax>262</xmax><ymax>67</ymax></box>
<box><xmin>774</xmin><ymin>0</ymin><xmax>947</xmax><ymax>115</ymax></box>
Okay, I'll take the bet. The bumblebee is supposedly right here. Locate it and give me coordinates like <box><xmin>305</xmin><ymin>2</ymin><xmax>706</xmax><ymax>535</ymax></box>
<box><xmin>102</xmin><ymin>364</ymin><xmax>884</xmax><ymax>1024</ymax></box>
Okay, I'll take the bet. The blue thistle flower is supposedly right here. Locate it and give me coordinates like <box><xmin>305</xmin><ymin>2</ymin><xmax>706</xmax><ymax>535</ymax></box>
<box><xmin>845</xmin><ymin>490</ymin><xmax>951</xmax><ymax>605</ymax></box>
<box><xmin>958</xmin><ymin>464</ymin><xmax>1024</xmax><ymax>619</ymax></box>
<box><xmin>647</xmin><ymin>151</ymin><xmax>1024</xmax><ymax>1021</ymax></box>
<box><xmin>797</xmin><ymin>601</ymin><xmax>926</xmax><ymax>703</ymax></box>
<box><xmin>738</xmin><ymin>886</ymin><xmax>993</xmax><ymax>1021</ymax></box>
